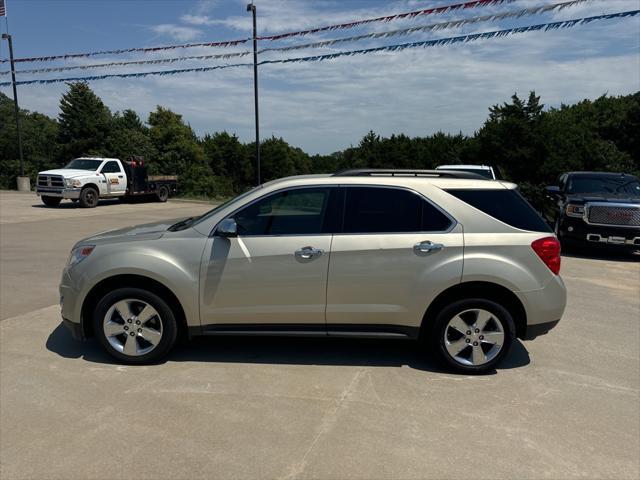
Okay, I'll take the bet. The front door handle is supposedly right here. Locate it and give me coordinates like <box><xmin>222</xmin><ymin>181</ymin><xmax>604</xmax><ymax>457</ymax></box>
<box><xmin>413</xmin><ymin>240</ymin><xmax>444</xmax><ymax>256</ymax></box>
<box><xmin>295</xmin><ymin>246</ymin><xmax>325</xmax><ymax>262</ymax></box>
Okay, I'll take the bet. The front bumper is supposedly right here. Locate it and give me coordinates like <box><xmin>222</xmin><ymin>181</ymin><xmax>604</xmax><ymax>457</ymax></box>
<box><xmin>559</xmin><ymin>216</ymin><xmax>640</xmax><ymax>249</ymax></box>
<box><xmin>36</xmin><ymin>187</ymin><xmax>81</xmax><ymax>199</ymax></box>
<box><xmin>63</xmin><ymin>317</ymin><xmax>84</xmax><ymax>340</ymax></box>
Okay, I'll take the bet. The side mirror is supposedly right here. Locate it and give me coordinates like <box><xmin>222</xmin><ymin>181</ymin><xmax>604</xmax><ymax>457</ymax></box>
<box><xmin>217</xmin><ymin>218</ymin><xmax>237</xmax><ymax>238</ymax></box>
<box><xmin>545</xmin><ymin>186</ymin><xmax>561</xmax><ymax>197</ymax></box>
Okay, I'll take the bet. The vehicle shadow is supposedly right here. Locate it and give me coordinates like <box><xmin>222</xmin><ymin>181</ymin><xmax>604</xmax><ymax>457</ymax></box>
<box><xmin>46</xmin><ymin>321</ymin><xmax>531</xmax><ymax>375</ymax></box>
<box><xmin>31</xmin><ymin>198</ymin><xmax>122</xmax><ymax>209</ymax></box>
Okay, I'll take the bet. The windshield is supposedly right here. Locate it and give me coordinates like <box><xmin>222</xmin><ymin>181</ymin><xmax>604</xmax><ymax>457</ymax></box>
<box><xmin>448</xmin><ymin>168</ymin><xmax>493</xmax><ymax>179</ymax></box>
<box><xmin>64</xmin><ymin>159</ymin><xmax>103</xmax><ymax>171</ymax></box>
<box><xmin>189</xmin><ymin>186</ymin><xmax>263</xmax><ymax>228</ymax></box>
<box><xmin>567</xmin><ymin>176</ymin><xmax>640</xmax><ymax>195</ymax></box>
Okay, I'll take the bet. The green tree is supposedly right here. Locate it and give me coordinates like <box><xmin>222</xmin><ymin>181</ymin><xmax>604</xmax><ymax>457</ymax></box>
<box><xmin>57</xmin><ymin>82</ymin><xmax>113</xmax><ymax>160</ymax></box>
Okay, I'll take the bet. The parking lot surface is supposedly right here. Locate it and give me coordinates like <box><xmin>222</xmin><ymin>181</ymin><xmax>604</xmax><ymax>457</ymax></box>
<box><xmin>1</xmin><ymin>190</ymin><xmax>639</xmax><ymax>479</ymax></box>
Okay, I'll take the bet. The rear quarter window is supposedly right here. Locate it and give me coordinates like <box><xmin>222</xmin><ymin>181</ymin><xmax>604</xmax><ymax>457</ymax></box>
<box><xmin>446</xmin><ymin>189</ymin><xmax>551</xmax><ymax>232</ymax></box>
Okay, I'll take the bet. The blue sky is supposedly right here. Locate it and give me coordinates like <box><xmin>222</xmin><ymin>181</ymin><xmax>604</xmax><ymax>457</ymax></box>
<box><xmin>1</xmin><ymin>0</ymin><xmax>639</xmax><ymax>154</ymax></box>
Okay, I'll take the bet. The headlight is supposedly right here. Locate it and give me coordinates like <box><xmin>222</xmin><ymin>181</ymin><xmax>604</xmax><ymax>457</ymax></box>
<box><xmin>65</xmin><ymin>178</ymin><xmax>82</xmax><ymax>187</ymax></box>
<box><xmin>67</xmin><ymin>245</ymin><xmax>95</xmax><ymax>267</ymax></box>
<box><xmin>565</xmin><ymin>204</ymin><xmax>585</xmax><ymax>218</ymax></box>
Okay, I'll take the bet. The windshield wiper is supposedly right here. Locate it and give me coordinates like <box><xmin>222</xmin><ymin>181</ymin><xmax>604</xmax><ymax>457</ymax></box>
<box><xmin>168</xmin><ymin>216</ymin><xmax>199</xmax><ymax>232</ymax></box>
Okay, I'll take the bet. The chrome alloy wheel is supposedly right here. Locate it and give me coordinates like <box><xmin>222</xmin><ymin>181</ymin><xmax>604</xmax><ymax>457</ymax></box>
<box><xmin>443</xmin><ymin>308</ymin><xmax>505</xmax><ymax>366</ymax></box>
<box><xmin>103</xmin><ymin>299</ymin><xmax>163</xmax><ymax>356</ymax></box>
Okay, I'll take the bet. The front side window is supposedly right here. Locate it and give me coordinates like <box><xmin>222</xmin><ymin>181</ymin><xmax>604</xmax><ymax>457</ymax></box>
<box><xmin>342</xmin><ymin>187</ymin><xmax>452</xmax><ymax>233</ymax></box>
<box><xmin>101</xmin><ymin>161</ymin><xmax>121</xmax><ymax>174</ymax></box>
<box><xmin>233</xmin><ymin>187</ymin><xmax>334</xmax><ymax>236</ymax></box>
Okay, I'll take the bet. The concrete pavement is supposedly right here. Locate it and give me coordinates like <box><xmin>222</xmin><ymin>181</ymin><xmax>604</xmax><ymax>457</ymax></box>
<box><xmin>1</xmin><ymin>191</ymin><xmax>638</xmax><ymax>479</ymax></box>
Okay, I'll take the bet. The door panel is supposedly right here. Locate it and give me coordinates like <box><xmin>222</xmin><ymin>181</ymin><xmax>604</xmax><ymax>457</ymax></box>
<box><xmin>200</xmin><ymin>235</ymin><xmax>332</xmax><ymax>325</ymax></box>
<box><xmin>326</xmin><ymin>229</ymin><xmax>463</xmax><ymax>328</ymax></box>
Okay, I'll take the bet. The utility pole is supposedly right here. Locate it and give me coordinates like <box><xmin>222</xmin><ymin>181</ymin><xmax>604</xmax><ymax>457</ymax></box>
<box><xmin>2</xmin><ymin>33</ymin><xmax>25</xmax><ymax>181</ymax></box>
<box><xmin>246</xmin><ymin>2</ymin><xmax>260</xmax><ymax>185</ymax></box>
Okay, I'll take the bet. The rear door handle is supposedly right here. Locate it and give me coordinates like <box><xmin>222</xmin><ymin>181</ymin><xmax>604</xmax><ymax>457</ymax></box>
<box><xmin>295</xmin><ymin>246</ymin><xmax>325</xmax><ymax>262</ymax></box>
<box><xmin>118</xmin><ymin>175</ymin><xmax>124</xmax><ymax>178</ymax></box>
<box><xmin>413</xmin><ymin>240</ymin><xmax>444</xmax><ymax>256</ymax></box>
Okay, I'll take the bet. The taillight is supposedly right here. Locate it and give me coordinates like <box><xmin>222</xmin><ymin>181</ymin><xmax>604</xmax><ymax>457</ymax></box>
<box><xmin>531</xmin><ymin>236</ymin><xmax>561</xmax><ymax>275</ymax></box>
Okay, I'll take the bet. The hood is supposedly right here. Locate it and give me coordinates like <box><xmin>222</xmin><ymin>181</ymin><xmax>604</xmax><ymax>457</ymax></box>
<box><xmin>77</xmin><ymin>217</ymin><xmax>189</xmax><ymax>245</ymax></box>
<box><xmin>566</xmin><ymin>193</ymin><xmax>640</xmax><ymax>204</ymax></box>
<box><xmin>39</xmin><ymin>168</ymin><xmax>99</xmax><ymax>179</ymax></box>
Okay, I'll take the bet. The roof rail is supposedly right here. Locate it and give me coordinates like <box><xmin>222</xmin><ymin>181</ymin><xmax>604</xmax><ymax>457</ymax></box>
<box><xmin>332</xmin><ymin>169</ymin><xmax>486</xmax><ymax>179</ymax></box>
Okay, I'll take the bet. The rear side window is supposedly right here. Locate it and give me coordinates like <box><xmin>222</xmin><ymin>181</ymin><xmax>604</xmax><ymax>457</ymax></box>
<box><xmin>343</xmin><ymin>187</ymin><xmax>452</xmax><ymax>233</ymax></box>
<box><xmin>446</xmin><ymin>189</ymin><xmax>551</xmax><ymax>232</ymax></box>
<box><xmin>101</xmin><ymin>161</ymin><xmax>121</xmax><ymax>173</ymax></box>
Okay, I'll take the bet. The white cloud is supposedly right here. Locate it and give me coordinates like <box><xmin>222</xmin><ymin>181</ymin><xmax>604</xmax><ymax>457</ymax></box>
<box><xmin>150</xmin><ymin>24</ymin><xmax>203</xmax><ymax>42</ymax></box>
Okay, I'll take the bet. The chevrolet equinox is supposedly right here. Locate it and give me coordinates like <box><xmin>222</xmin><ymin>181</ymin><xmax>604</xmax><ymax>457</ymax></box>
<box><xmin>60</xmin><ymin>169</ymin><xmax>567</xmax><ymax>374</ymax></box>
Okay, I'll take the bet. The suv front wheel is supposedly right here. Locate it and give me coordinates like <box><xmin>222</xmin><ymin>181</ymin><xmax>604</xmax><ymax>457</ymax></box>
<box><xmin>94</xmin><ymin>288</ymin><xmax>178</xmax><ymax>364</ymax></box>
<box><xmin>431</xmin><ymin>299</ymin><xmax>515</xmax><ymax>374</ymax></box>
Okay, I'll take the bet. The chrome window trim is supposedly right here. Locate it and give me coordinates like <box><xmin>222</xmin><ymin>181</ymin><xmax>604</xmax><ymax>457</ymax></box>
<box><xmin>584</xmin><ymin>201</ymin><xmax>640</xmax><ymax>229</ymax></box>
<box><xmin>211</xmin><ymin>183</ymin><xmax>458</xmax><ymax>238</ymax></box>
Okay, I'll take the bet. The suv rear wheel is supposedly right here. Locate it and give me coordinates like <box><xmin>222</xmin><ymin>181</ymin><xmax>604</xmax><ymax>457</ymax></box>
<box><xmin>431</xmin><ymin>298</ymin><xmax>515</xmax><ymax>374</ymax></box>
<box><xmin>94</xmin><ymin>288</ymin><xmax>178</xmax><ymax>364</ymax></box>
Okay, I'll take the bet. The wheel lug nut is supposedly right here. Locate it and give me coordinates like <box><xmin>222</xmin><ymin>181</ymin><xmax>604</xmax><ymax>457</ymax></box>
<box><xmin>127</xmin><ymin>319</ymin><xmax>132</xmax><ymax>324</ymax></box>
<box><xmin>124</xmin><ymin>326</ymin><xmax>129</xmax><ymax>331</ymax></box>
<box><xmin>137</xmin><ymin>328</ymin><xmax>142</xmax><ymax>333</ymax></box>
<box><xmin>473</xmin><ymin>341</ymin><xmax>478</xmax><ymax>346</ymax></box>
<box><xmin>466</xmin><ymin>331</ymin><xmax>471</xmax><ymax>335</ymax></box>
<box><xmin>474</xmin><ymin>329</ymin><xmax>480</xmax><ymax>333</ymax></box>
<box><xmin>136</xmin><ymin>320</ymin><xmax>141</xmax><ymax>325</ymax></box>
<box><xmin>129</xmin><ymin>332</ymin><xmax>135</xmax><ymax>336</ymax></box>
<box><xmin>465</xmin><ymin>339</ymin><xmax>471</xmax><ymax>343</ymax></box>
<box><xmin>479</xmin><ymin>335</ymin><xmax>484</xmax><ymax>340</ymax></box>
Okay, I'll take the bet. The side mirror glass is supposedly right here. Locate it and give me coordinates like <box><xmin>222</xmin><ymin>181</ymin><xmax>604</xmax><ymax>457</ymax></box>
<box><xmin>217</xmin><ymin>218</ymin><xmax>237</xmax><ymax>237</ymax></box>
<box><xmin>545</xmin><ymin>186</ymin><xmax>561</xmax><ymax>197</ymax></box>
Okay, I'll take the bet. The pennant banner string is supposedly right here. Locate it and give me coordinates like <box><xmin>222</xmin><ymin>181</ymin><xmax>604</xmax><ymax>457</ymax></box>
<box><xmin>0</xmin><ymin>0</ymin><xmax>593</xmax><ymax>77</ymax></box>
<box><xmin>2</xmin><ymin>0</ymin><xmax>514</xmax><ymax>64</ymax></box>
<box><xmin>1</xmin><ymin>9</ymin><xmax>638</xmax><ymax>88</ymax></box>
<box><xmin>0</xmin><ymin>39</ymin><xmax>251</xmax><ymax>65</ymax></box>
<box><xmin>259</xmin><ymin>0</ymin><xmax>592</xmax><ymax>53</ymax></box>
<box><xmin>257</xmin><ymin>0</ymin><xmax>517</xmax><ymax>40</ymax></box>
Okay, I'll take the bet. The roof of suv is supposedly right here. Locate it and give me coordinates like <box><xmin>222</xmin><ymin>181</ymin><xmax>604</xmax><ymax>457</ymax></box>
<box><xmin>261</xmin><ymin>173</ymin><xmax>515</xmax><ymax>190</ymax></box>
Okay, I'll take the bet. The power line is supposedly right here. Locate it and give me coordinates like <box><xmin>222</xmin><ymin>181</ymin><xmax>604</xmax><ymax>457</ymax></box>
<box><xmin>0</xmin><ymin>0</ymin><xmax>592</xmax><ymax>77</ymax></box>
<box><xmin>2</xmin><ymin>9</ymin><xmax>637</xmax><ymax>88</ymax></box>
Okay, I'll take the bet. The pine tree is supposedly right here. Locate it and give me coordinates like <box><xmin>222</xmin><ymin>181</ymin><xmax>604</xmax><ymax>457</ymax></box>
<box><xmin>57</xmin><ymin>82</ymin><xmax>113</xmax><ymax>161</ymax></box>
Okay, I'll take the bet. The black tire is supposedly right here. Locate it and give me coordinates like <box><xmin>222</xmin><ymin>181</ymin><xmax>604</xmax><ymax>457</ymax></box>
<box><xmin>429</xmin><ymin>298</ymin><xmax>515</xmax><ymax>374</ymax></box>
<box><xmin>156</xmin><ymin>185</ymin><xmax>169</xmax><ymax>202</ymax></box>
<box><xmin>79</xmin><ymin>186</ymin><xmax>99</xmax><ymax>208</ymax></box>
<box><xmin>94</xmin><ymin>287</ymin><xmax>178</xmax><ymax>364</ymax></box>
<box><xmin>41</xmin><ymin>196</ymin><xmax>61</xmax><ymax>207</ymax></box>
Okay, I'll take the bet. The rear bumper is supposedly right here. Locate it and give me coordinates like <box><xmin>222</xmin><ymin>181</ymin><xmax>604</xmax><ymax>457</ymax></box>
<box><xmin>523</xmin><ymin>319</ymin><xmax>560</xmax><ymax>340</ymax></box>
<box><xmin>36</xmin><ymin>187</ymin><xmax>81</xmax><ymax>199</ymax></box>
<box><xmin>63</xmin><ymin>317</ymin><xmax>84</xmax><ymax>340</ymax></box>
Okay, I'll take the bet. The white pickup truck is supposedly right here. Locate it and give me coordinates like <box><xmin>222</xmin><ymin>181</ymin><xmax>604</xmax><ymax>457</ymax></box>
<box><xmin>36</xmin><ymin>157</ymin><xmax>177</xmax><ymax>208</ymax></box>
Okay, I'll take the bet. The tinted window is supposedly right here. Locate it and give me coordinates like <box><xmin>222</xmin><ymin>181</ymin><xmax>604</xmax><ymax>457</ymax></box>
<box><xmin>101</xmin><ymin>161</ymin><xmax>121</xmax><ymax>173</ymax></box>
<box><xmin>343</xmin><ymin>187</ymin><xmax>452</xmax><ymax>233</ymax></box>
<box><xmin>234</xmin><ymin>188</ymin><xmax>334</xmax><ymax>236</ymax></box>
<box><xmin>447</xmin><ymin>189</ymin><xmax>551</xmax><ymax>232</ymax></box>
